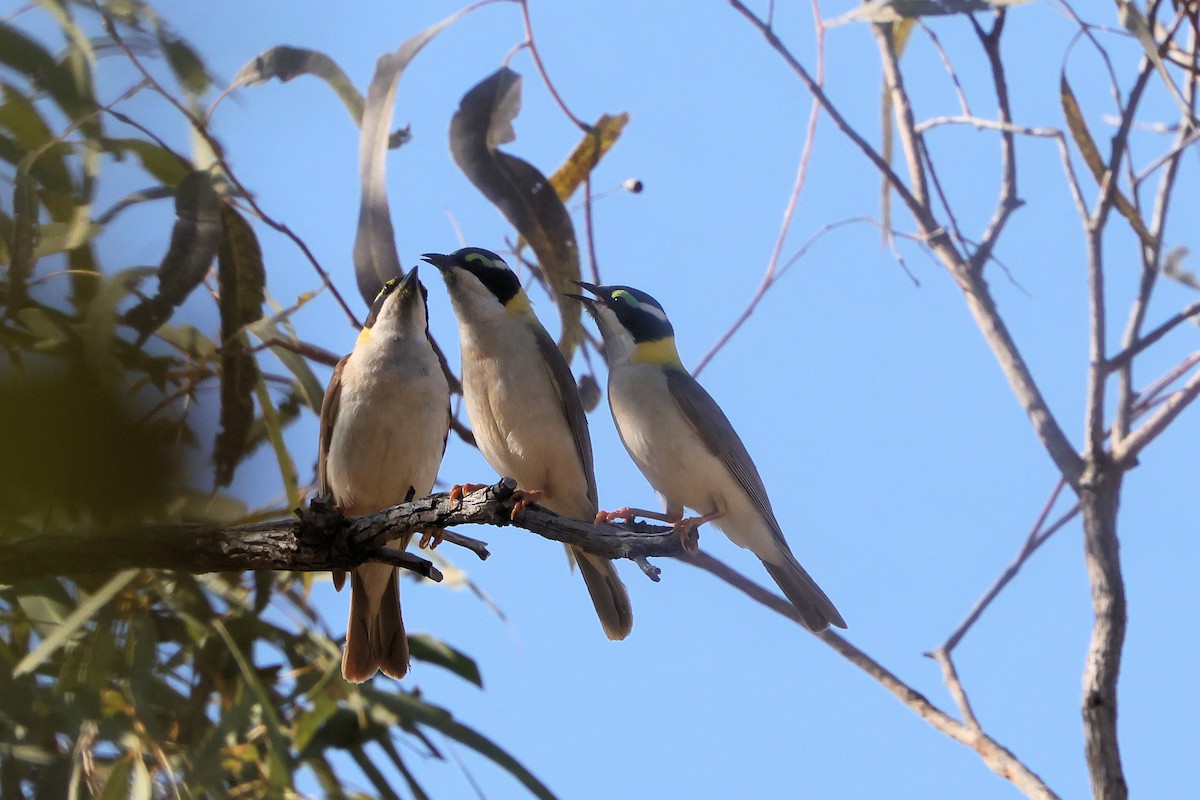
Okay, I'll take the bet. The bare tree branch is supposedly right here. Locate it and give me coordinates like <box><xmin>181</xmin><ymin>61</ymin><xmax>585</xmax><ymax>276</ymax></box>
<box><xmin>680</xmin><ymin>551</ymin><xmax>1060</xmax><ymax>800</ymax></box>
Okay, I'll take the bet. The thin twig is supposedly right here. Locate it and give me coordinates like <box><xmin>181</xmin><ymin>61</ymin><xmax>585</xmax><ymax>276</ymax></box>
<box><xmin>102</xmin><ymin>17</ymin><xmax>361</xmax><ymax>329</ymax></box>
<box><xmin>1113</xmin><ymin>354</ymin><xmax>1200</xmax><ymax>468</ymax></box>
<box><xmin>940</xmin><ymin>478</ymin><xmax>1072</xmax><ymax>654</ymax></box>
<box><xmin>690</xmin><ymin>0</ymin><xmax>828</xmax><ymax>377</ymax></box>
<box><xmin>516</xmin><ymin>0</ymin><xmax>587</xmax><ymax>131</ymax></box>
<box><xmin>929</xmin><ymin>648</ymin><xmax>982</xmax><ymax>730</ymax></box>
<box><xmin>681</xmin><ymin>550</ymin><xmax>1060</xmax><ymax>800</ymax></box>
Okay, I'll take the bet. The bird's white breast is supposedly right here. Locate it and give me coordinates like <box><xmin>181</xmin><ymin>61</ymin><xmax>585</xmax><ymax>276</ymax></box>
<box><xmin>325</xmin><ymin>333</ymin><xmax>449</xmax><ymax>516</ymax></box>
<box><xmin>459</xmin><ymin>316</ymin><xmax>594</xmax><ymax>519</ymax></box>
<box><xmin>608</xmin><ymin>362</ymin><xmax>783</xmax><ymax>560</ymax></box>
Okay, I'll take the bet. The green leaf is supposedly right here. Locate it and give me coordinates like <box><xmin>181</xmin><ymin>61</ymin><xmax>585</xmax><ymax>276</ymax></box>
<box><xmin>227</xmin><ymin>46</ymin><xmax>366</xmax><ymax>125</ymax></box>
<box><xmin>367</xmin><ymin>688</ymin><xmax>558</xmax><ymax>800</ymax></box>
<box><xmin>158</xmin><ymin>31</ymin><xmax>212</xmax><ymax>96</ymax></box>
<box><xmin>406</xmin><ymin>633</ymin><xmax>483</xmax><ymax>687</ymax></box>
<box><xmin>214</xmin><ymin>205</ymin><xmax>265</xmax><ymax>487</ymax></box>
<box><xmin>13</xmin><ymin>569</ymin><xmax>137</xmax><ymax>677</ymax></box>
<box><xmin>450</xmin><ymin>68</ymin><xmax>583</xmax><ymax>360</ymax></box>
<box><xmin>94</xmin><ymin>753</ymin><xmax>135</xmax><ymax>800</ymax></box>
<box><xmin>80</xmin><ymin>267</ymin><xmax>152</xmax><ymax>386</ymax></box>
<box><xmin>246</xmin><ymin>310</ymin><xmax>326</xmax><ymax>413</ymax></box>
<box><xmin>254</xmin><ymin>375</ymin><xmax>302</xmax><ymax>510</ymax></box>
<box><xmin>0</xmin><ymin>20</ymin><xmax>96</xmax><ymax>129</ymax></box>
<box><xmin>7</xmin><ymin>173</ymin><xmax>38</xmax><ymax>316</ymax></box>
<box><xmin>123</xmin><ymin>170</ymin><xmax>223</xmax><ymax>341</ymax></box>
<box><xmin>102</xmin><ymin>138</ymin><xmax>190</xmax><ymax>186</ymax></box>
<box><xmin>352</xmin><ymin>11</ymin><xmax>465</xmax><ymax>306</ymax></box>
<box><xmin>1059</xmin><ymin>73</ymin><xmax>1153</xmax><ymax>247</ymax></box>
<box><xmin>211</xmin><ymin>619</ymin><xmax>294</xmax><ymax>786</ymax></box>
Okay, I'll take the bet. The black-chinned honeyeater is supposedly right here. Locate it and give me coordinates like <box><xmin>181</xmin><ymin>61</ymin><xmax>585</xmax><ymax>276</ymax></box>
<box><xmin>422</xmin><ymin>247</ymin><xmax>633</xmax><ymax>641</ymax></box>
<box><xmin>572</xmin><ymin>281</ymin><xmax>845</xmax><ymax>632</ymax></box>
<box><xmin>318</xmin><ymin>266</ymin><xmax>451</xmax><ymax>681</ymax></box>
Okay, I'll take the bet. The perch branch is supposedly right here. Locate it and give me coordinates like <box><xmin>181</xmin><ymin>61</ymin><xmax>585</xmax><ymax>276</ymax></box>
<box><xmin>0</xmin><ymin>479</ymin><xmax>695</xmax><ymax>584</ymax></box>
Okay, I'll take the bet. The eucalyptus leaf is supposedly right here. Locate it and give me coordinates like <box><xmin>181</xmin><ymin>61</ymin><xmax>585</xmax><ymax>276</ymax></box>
<box><xmin>124</xmin><ymin>170</ymin><xmax>223</xmax><ymax>341</ymax></box>
<box><xmin>548</xmin><ymin>113</ymin><xmax>630</xmax><ymax>202</ymax></box>
<box><xmin>367</xmin><ymin>688</ymin><xmax>559</xmax><ymax>800</ymax></box>
<box><xmin>214</xmin><ymin>205</ymin><xmax>265</xmax><ymax>487</ymax></box>
<box><xmin>1059</xmin><ymin>73</ymin><xmax>1153</xmax><ymax>247</ymax></box>
<box><xmin>450</xmin><ymin>68</ymin><xmax>583</xmax><ymax>359</ymax></box>
<box><xmin>827</xmin><ymin>0</ymin><xmax>1030</xmax><ymax>25</ymax></box>
<box><xmin>407</xmin><ymin>633</ymin><xmax>483</xmax><ymax>687</ymax></box>
<box><xmin>13</xmin><ymin>569</ymin><xmax>137</xmax><ymax>677</ymax></box>
<box><xmin>352</xmin><ymin>11</ymin><xmax>464</xmax><ymax>306</ymax></box>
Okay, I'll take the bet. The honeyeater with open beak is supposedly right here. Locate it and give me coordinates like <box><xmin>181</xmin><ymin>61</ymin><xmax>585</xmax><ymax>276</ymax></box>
<box><xmin>571</xmin><ymin>282</ymin><xmax>846</xmax><ymax>632</ymax></box>
<box><xmin>318</xmin><ymin>266</ymin><xmax>451</xmax><ymax>681</ymax></box>
<box><xmin>421</xmin><ymin>247</ymin><xmax>633</xmax><ymax>641</ymax></box>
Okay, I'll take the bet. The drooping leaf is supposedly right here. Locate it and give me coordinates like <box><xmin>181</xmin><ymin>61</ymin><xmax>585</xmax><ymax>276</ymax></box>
<box><xmin>102</xmin><ymin>137</ymin><xmax>190</xmax><ymax>186</ymax></box>
<box><xmin>353</xmin><ymin>11</ymin><xmax>464</xmax><ymax>306</ymax></box>
<box><xmin>245</xmin><ymin>298</ymin><xmax>327</xmax><ymax>413</ymax></box>
<box><xmin>547</xmin><ymin>113</ymin><xmax>630</xmax><ymax>201</ymax></box>
<box><xmin>80</xmin><ymin>267</ymin><xmax>155</xmax><ymax>386</ymax></box>
<box><xmin>367</xmin><ymin>688</ymin><xmax>559</xmax><ymax>800</ymax></box>
<box><xmin>255</xmin><ymin>375</ymin><xmax>302</xmax><ymax>510</ymax></box>
<box><xmin>7</xmin><ymin>173</ymin><xmax>38</xmax><ymax>317</ymax></box>
<box><xmin>157</xmin><ymin>30</ymin><xmax>212</xmax><ymax>96</ymax></box>
<box><xmin>13</xmin><ymin>570</ymin><xmax>137</xmax><ymax>677</ymax></box>
<box><xmin>211</xmin><ymin>619</ymin><xmax>293</xmax><ymax>787</ymax></box>
<box><xmin>0</xmin><ymin>20</ymin><xmax>96</xmax><ymax>128</ymax></box>
<box><xmin>1059</xmin><ymin>73</ymin><xmax>1154</xmax><ymax>247</ymax></box>
<box><xmin>214</xmin><ymin>205</ymin><xmax>265</xmax><ymax>487</ymax></box>
<box><xmin>93</xmin><ymin>752</ymin><xmax>136</xmax><ymax>800</ymax></box>
<box><xmin>827</xmin><ymin>0</ymin><xmax>1030</xmax><ymax>25</ymax></box>
<box><xmin>407</xmin><ymin>633</ymin><xmax>483</xmax><ymax>687</ymax></box>
<box><xmin>451</xmin><ymin>68</ymin><xmax>582</xmax><ymax>359</ymax></box>
<box><xmin>124</xmin><ymin>169</ymin><xmax>222</xmax><ymax>341</ymax></box>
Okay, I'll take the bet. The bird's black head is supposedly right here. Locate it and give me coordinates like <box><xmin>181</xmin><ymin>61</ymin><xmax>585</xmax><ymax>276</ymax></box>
<box><xmin>576</xmin><ymin>282</ymin><xmax>674</xmax><ymax>343</ymax></box>
<box><xmin>421</xmin><ymin>247</ymin><xmax>522</xmax><ymax>308</ymax></box>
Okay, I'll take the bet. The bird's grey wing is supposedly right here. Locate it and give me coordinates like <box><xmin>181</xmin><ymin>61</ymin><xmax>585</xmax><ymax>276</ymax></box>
<box><xmin>665</xmin><ymin>369</ymin><xmax>788</xmax><ymax>548</ymax></box>
<box><xmin>667</xmin><ymin>370</ymin><xmax>845</xmax><ymax>630</ymax></box>
<box><xmin>318</xmin><ymin>356</ymin><xmax>349</xmax><ymax>592</ymax></box>
<box><xmin>317</xmin><ymin>356</ymin><xmax>349</xmax><ymax>498</ymax></box>
<box><xmin>532</xmin><ymin>324</ymin><xmax>598</xmax><ymax>512</ymax></box>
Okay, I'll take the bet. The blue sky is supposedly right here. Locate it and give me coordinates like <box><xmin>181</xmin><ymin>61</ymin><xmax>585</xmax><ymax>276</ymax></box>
<box><xmin>35</xmin><ymin>0</ymin><xmax>1200</xmax><ymax>797</ymax></box>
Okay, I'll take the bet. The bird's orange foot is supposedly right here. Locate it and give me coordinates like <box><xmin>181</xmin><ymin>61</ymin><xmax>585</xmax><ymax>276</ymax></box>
<box><xmin>672</xmin><ymin>512</ymin><xmax>722</xmax><ymax>553</ymax></box>
<box><xmin>449</xmin><ymin>483</ymin><xmax>489</xmax><ymax>504</ymax></box>
<box><xmin>417</xmin><ymin>527</ymin><xmax>446</xmax><ymax>549</ymax></box>
<box><xmin>509</xmin><ymin>488</ymin><xmax>545</xmax><ymax>520</ymax></box>
<box><xmin>595</xmin><ymin>507</ymin><xmax>636</xmax><ymax>524</ymax></box>
<box><xmin>595</xmin><ymin>506</ymin><xmax>681</xmax><ymax>525</ymax></box>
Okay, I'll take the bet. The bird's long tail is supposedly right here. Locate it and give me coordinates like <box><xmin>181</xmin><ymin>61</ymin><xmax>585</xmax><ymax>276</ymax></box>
<box><xmin>343</xmin><ymin>561</ymin><xmax>409</xmax><ymax>682</ymax></box>
<box><xmin>574</xmin><ymin>547</ymin><xmax>634</xmax><ymax>641</ymax></box>
<box><xmin>761</xmin><ymin>551</ymin><xmax>847</xmax><ymax>633</ymax></box>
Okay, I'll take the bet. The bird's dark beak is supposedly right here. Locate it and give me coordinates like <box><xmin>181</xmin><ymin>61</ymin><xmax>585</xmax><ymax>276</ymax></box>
<box><xmin>574</xmin><ymin>280</ymin><xmax>602</xmax><ymax>297</ymax></box>
<box><xmin>401</xmin><ymin>265</ymin><xmax>420</xmax><ymax>290</ymax></box>
<box><xmin>420</xmin><ymin>252</ymin><xmax>453</xmax><ymax>272</ymax></box>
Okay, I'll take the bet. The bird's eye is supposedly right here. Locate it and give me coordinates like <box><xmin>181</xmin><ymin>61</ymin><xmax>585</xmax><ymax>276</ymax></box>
<box><xmin>464</xmin><ymin>252</ymin><xmax>494</xmax><ymax>269</ymax></box>
<box><xmin>611</xmin><ymin>289</ymin><xmax>638</xmax><ymax>308</ymax></box>
<box><xmin>375</xmin><ymin>278</ymin><xmax>398</xmax><ymax>301</ymax></box>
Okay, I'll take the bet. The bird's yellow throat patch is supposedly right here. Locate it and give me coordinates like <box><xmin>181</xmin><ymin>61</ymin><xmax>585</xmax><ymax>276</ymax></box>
<box><xmin>505</xmin><ymin>290</ymin><xmax>533</xmax><ymax>317</ymax></box>
<box><xmin>356</xmin><ymin>327</ymin><xmax>373</xmax><ymax>347</ymax></box>
<box><xmin>633</xmin><ymin>337</ymin><xmax>684</xmax><ymax>369</ymax></box>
